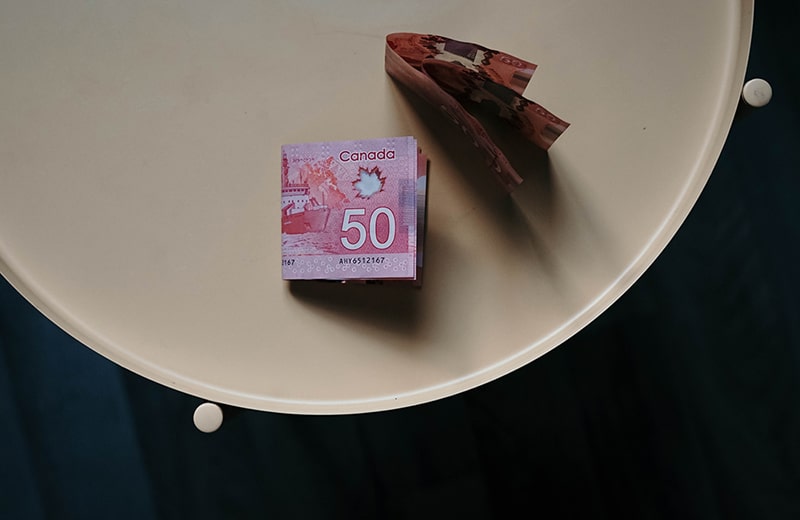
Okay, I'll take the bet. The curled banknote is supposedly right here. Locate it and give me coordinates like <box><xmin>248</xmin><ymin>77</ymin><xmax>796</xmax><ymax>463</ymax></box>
<box><xmin>385</xmin><ymin>33</ymin><xmax>569</xmax><ymax>191</ymax></box>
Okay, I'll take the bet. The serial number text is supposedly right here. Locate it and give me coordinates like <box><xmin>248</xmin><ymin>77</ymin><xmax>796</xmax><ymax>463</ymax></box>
<box><xmin>338</xmin><ymin>256</ymin><xmax>387</xmax><ymax>265</ymax></box>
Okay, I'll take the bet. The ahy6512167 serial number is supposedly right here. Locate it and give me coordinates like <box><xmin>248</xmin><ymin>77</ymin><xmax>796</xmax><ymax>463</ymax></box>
<box><xmin>338</xmin><ymin>256</ymin><xmax>387</xmax><ymax>265</ymax></box>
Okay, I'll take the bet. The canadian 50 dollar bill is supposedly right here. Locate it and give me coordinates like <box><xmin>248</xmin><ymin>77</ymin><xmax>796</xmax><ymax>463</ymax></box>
<box><xmin>281</xmin><ymin>136</ymin><xmax>426</xmax><ymax>282</ymax></box>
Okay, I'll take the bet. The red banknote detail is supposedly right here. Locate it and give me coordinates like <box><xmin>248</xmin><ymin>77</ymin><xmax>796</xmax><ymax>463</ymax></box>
<box><xmin>282</xmin><ymin>137</ymin><xmax>420</xmax><ymax>281</ymax></box>
<box><xmin>385</xmin><ymin>33</ymin><xmax>569</xmax><ymax>191</ymax></box>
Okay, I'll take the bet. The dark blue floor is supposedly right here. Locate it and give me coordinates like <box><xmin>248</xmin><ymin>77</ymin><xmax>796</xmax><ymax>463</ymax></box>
<box><xmin>2</xmin><ymin>3</ymin><xmax>799</xmax><ymax>519</ymax></box>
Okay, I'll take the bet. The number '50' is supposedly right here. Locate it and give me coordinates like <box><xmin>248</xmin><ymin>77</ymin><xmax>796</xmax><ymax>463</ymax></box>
<box><xmin>340</xmin><ymin>208</ymin><xmax>396</xmax><ymax>250</ymax></box>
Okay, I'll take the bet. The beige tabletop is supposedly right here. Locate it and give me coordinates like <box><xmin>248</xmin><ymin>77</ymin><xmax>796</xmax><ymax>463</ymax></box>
<box><xmin>0</xmin><ymin>0</ymin><xmax>752</xmax><ymax>413</ymax></box>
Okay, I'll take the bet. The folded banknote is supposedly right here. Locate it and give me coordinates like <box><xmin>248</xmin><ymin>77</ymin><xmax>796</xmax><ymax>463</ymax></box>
<box><xmin>282</xmin><ymin>136</ymin><xmax>427</xmax><ymax>284</ymax></box>
<box><xmin>385</xmin><ymin>33</ymin><xmax>569</xmax><ymax>191</ymax></box>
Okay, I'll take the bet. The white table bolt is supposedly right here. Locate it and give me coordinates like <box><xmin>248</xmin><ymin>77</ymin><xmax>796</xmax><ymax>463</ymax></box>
<box><xmin>742</xmin><ymin>78</ymin><xmax>772</xmax><ymax>108</ymax></box>
<box><xmin>193</xmin><ymin>402</ymin><xmax>224</xmax><ymax>433</ymax></box>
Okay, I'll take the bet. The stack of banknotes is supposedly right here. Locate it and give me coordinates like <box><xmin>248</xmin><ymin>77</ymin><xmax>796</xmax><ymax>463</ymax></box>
<box><xmin>281</xmin><ymin>137</ymin><xmax>427</xmax><ymax>284</ymax></box>
<box><xmin>281</xmin><ymin>34</ymin><xmax>568</xmax><ymax>284</ymax></box>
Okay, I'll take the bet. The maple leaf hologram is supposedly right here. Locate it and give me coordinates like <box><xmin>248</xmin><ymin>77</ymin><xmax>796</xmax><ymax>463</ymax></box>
<box><xmin>352</xmin><ymin>166</ymin><xmax>386</xmax><ymax>199</ymax></box>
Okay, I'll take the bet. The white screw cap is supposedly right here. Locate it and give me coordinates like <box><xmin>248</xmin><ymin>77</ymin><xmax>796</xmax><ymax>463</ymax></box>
<box><xmin>193</xmin><ymin>402</ymin><xmax>224</xmax><ymax>433</ymax></box>
<box><xmin>742</xmin><ymin>78</ymin><xmax>772</xmax><ymax>108</ymax></box>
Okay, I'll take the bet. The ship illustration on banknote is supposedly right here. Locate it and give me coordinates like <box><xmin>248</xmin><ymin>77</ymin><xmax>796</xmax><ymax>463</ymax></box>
<box><xmin>281</xmin><ymin>152</ymin><xmax>331</xmax><ymax>234</ymax></box>
<box><xmin>281</xmin><ymin>183</ymin><xmax>330</xmax><ymax>234</ymax></box>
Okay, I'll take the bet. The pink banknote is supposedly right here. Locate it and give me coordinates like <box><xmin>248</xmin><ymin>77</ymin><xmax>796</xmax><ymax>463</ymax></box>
<box><xmin>385</xmin><ymin>33</ymin><xmax>569</xmax><ymax>191</ymax></box>
<box><xmin>282</xmin><ymin>137</ymin><xmax>425</xmax><ymax>281</ymax></box>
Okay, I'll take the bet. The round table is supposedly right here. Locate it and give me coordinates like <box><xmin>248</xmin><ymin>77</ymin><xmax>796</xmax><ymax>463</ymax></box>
<box><xmin>0</xmin><ymin>0</ymin><xmax>753</xmax><ymax>413</ymax></box>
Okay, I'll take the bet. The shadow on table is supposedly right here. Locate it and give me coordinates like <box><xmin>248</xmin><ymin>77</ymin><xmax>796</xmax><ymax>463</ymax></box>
<box><xmin>387</xmin><ymin>78</ymin><xmax>570</xmax><ymax>274</ymax></box>
<box><xmin>288</xmin><ymin>276</ymin><xmax>427</xmax><ymax>338</ymax></box>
